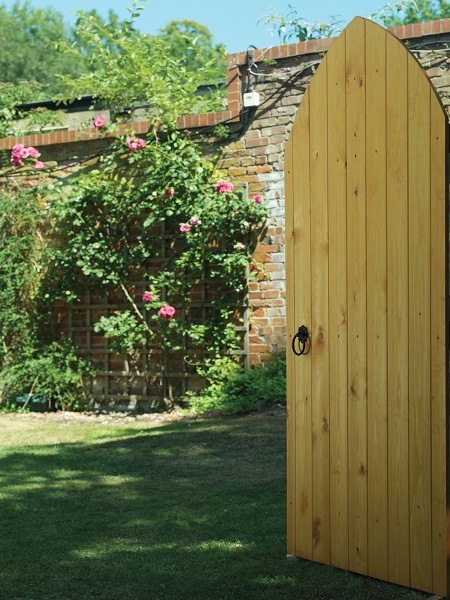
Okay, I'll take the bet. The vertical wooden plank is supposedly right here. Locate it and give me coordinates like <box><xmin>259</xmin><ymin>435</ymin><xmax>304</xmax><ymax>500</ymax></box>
<box><xmin>408</xmin><ymin>55</ymin><xmax>432</xmax><ymax>594</ymax></box>
<box><xmin>309</xmin><ymin>61</ymin><xmax>330</xmax><ymax>565</ymax></box>
<box><xmin>293</xmin><ymin>90</ymin><xmax>313</xmax><ymax>560</ymax></box>
<box><xmin>285</xmin><ymin>126</ymin><xmax>296</xmax><ymax>556</ymax></box>
<box><xmin>386</xmin><ymin>32</ymin><xmax>410</xmax><ymax>588</ymax></box>
<box><xmin>430</xmin><ymin>88</ymin><xmax>448</xmax><ymax>598</ymax></box>
<box><xmin>327</xmin><ymin>30</ymin><xmax>349</xmax><ymax>572</ymax></box>
<box><xmin>365</xmin><ymin>24</ymin><xmax>388</xmax><ymax>581</ymax></box>
<box><xmin>346</xmin><ymin>17</ymin><xmax>368</xmax><ymax>575</ymax></box>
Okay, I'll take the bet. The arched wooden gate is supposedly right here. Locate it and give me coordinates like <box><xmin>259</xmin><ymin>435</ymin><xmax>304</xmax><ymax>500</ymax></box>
<box><xmin>285</xmin><ymin>16</ymin><xmax>449</xmax><ymax>596</ymax></box>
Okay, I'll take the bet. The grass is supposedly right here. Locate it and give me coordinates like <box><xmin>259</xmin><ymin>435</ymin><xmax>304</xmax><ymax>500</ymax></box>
<box><xmin>0</xmin><ymin>412</ymin><xmax>431</xmax><ymax>600</ymax></box>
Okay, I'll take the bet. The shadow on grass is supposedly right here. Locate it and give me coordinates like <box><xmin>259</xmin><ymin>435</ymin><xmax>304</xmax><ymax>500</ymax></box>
<box><xmin>0</xmin><ymin>416</ymin><xmax>428</xmax><ymax>600</ymax></box>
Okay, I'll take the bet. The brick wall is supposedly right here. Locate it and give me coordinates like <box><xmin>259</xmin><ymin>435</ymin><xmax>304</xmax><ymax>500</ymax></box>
<box><xmin>1</xmin><ymin>18</ymin><xmax>450</xmax><ymax>375</ymax></box>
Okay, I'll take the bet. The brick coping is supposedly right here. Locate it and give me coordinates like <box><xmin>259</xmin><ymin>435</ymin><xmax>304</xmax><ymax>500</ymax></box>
<box><xmin>1</xmin><ymin>18</ymin><xmax>449</xmax><ymax>151</ymax></box>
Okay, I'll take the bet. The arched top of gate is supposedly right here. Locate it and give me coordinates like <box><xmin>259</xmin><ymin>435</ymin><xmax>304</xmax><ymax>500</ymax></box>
<box><xmin>284</xmin><ymin>14</ymin><xmax>448</xmax><ymax>242</ymax></box>
<box><xmin>286</xmin><ymin>14</ymin><xmax>447</xmax><ymax>146</ymax></box>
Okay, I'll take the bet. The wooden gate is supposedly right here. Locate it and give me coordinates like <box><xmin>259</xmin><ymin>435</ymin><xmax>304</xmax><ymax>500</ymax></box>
<box><xmin>285</xmin><ymin>17</ymin><xmax>449</xmax><ymax>596</ymax></box>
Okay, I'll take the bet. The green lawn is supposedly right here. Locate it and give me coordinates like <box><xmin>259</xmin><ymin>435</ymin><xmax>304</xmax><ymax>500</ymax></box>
<box><xmin>0</xmin><ymin>412</ymin><xmax>430</xmax><ymax>600</ymax></box>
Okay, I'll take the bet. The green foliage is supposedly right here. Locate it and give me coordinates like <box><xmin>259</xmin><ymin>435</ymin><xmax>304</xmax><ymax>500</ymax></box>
<box><xmin>47</xmin><ymin>131</ymin><xmax>266</xmax><ymax>298</ymax></box>
<box><xmin>188</xmin><ymin>352</ymin><xmax>286</xmax><ymax>414</ymax></box>
<box><xmin>0</xmin><ymin>1</ymin><xmax>134</xmax><ymax>95</ymax></box>
<box><xmin>378</xmin><ymin>0</ymin><xmax>449</xmax><ymax>26</ymax></box>
<box><xmin>157</xmin><ymin>19</ymin><xmax>226</xmax><ymax>79</ymax></box>
<box><xmin>0</xmin><ymin>132</ymin><xmax>265</xmax><ymax>409</ymax></box>
<box><xmin>185</xmin><ymin>355</ymin><xmax>242</xmax><ymax>413</ymax></box>
<box><xmin>0</xmin><ymin>83</ymin><xmax>34</xmax><ymax>138</ymax></box>
<box><xmin>0</xmin><ymin>341</ymin><xmax>93</xmax><ymax>410</ymax></box>
<box><xmin>0</xmin><ymin>2</ymin><xmax>127</xmax><ymax>136</ymax></box>
<box><xmin>0</xmin><ymin>82</ymin><xmax>64</xmax><ymax>138</ymax></box>
<box><xmin>0</xmin><ymin>182</ymin><xmax>93</xmax><ymax>410</ymax></box>
<box><xmin>94</xmin><ymin>311</ymin><xmax>148</xmax><ymax>354</ymax></box>
<box><xmin>258</xmin><ymin>4</ymin><xmax>345</xmax><ymax>43</ymax></box>
<box><xmin>56</xmin><ymin>4</ymin><xmax>226</xmax><ymax>127</ymax></box>
<box><xmin>0</xmin><ymin>1</ymin><xmax>85</xmax><ymax>93</ymax></box>
<box><xmin>71</xmin><ymin>7</ymin><xmax>139</xmax><ymax>59</ymax></box>
<box><xmin>0</xmin><ymin>2</ymin><xmax>226</xmax><ymax>136</ymax></box>
<box><xmin>0</xmin><ymin>183</ymin><xmax>44</xmax><ymax>360</ymax></box>
<box><xmin>258</xmin><ymin>1</ymin><xmax>419</xmax><ymax>43</ymax></box>
<box><xmin>213</xmin><ymin>124</ymin><xmax>231</xmax><ymax>139</ymax></box>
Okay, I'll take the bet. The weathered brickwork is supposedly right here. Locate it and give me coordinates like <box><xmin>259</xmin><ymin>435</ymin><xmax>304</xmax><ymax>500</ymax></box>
<box><xmin>1</xmin><ymin>19</ymin><xmax>450</xmax><ymax>372</ymax></box>
<box><xmin>211</xmin><ymin>55</ymin><xmax>320</xmax><ymax>364</ymax></box>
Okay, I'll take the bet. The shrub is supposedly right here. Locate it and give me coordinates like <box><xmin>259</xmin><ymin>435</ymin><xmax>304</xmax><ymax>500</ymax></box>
<box><xmin>0</xmin><ymin>341</ymin><xmax>93</xmax><ymax>411</ymax></box>
<box><xmin>187</xmin><ymin>352</ymin><xmax>286</xmax><ymax>415</ymax></box>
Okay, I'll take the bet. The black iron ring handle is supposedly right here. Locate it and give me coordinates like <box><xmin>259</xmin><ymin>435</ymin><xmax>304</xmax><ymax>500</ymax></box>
<box><xmin>292</xmin><ymin>325</ymin><xmax>310</xmax><ymax>356</ymax></box>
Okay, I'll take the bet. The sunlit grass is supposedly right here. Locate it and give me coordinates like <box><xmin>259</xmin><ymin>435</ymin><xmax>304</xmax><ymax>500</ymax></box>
<box><xmin>0</xmin><ymin>413</ymin><xmax>430</xmax><ymax>600</ymax></box>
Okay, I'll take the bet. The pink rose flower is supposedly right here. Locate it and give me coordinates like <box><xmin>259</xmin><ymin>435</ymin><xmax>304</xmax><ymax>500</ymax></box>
<box><xmin>10</xmin><ymin>156</ymin><xmax>22</xmax><ymax>167</ymax></box>
<box><xmin>180</xmin><ymin>223</ymin><xmax>191</xmax><ymax>233</ymax></box>
<box><xmin>189</xmin><ymin>216</ymin><xmax>202</xmax><ymax>226</ymax></box>
<box><xmin>253</xmin><ymin>194</ymin><xmax>263</xmax><ymax>204</ymax></box>
<box><xmin>10</xmin><ymin>144</ymin><xmax>41</xmax><ymax>166</ymax></box>
<box><xmin>233</xmin><ymin>242</ymin><xmax>246</xmax><ymax>250</ymax></box>
<box><xmin>27</xmin><ymin>147</ymin><xmax>40</xmax><ymax>159</ymax></box>
<box><xmin>11</xmin><ymin>143</ymin><xmax>24</xmax><ymax>155</ymax></box>
<box><xmin>158</xmin><ymin>304</ymin><xmax>176</xmax><ymax>319</ymax></box>
<box><xmin>142</xmin><ymin>291</ymin><xmax>153</xmax><ymax>303</ymax></box>
<box><xmin>93</xmin><ymin>114</ymin><xmax>106</xmax><ymax>128</ymax></box>
<box><xmin>215</xmin><ymin>179</ymin><xmax>234</xmax><ymax>194</ymax></box>
<box><xmin>11</xmin><ymin>145</ymin><xmax>29</xmax><ymax>159</ymax></box>
<box><xmin>34</xmin><ymin>161</ymin><xmax>44</xmax><ymax>170</ymax></box>
<box><xmin>164</xmin><ymin>188</ymin><xmax>174</xmax><ymax>197</ymax></box>
<box><xmin>126</xmin><ymin>137</ymin><xmax>139</xmax><ymax>151</ymax></box>
<box><xmin>126</xmin><ymin>136</ymin><xmax>145</xmax><ymax>151</ymax></box>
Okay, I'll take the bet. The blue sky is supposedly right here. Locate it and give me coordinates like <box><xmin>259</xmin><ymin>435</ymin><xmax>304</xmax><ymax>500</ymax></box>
<box><xmin>3</xmin><ymin>0</ymin><xmax>405</xmax><ymax>53</ymax></box>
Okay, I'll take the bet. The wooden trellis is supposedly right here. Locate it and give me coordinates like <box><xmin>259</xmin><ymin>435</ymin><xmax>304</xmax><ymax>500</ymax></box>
<box><xmin>56</xmin><ymin>218</ymin><xmax>249</xmax><ymax>409</ymax></box>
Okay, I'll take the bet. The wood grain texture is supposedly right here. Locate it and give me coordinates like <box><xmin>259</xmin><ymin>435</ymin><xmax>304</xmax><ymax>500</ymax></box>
<box><xmin>346</xmin><ymin>17</ymin><xmax>368</xmax><ymax>576</ymax></box>
<box><xmin>407</xmin><ymin>53</ymin><xmax>432</xmax><ymax>593</ymax></box>
<box><xmin>309</xmin><ymin>58</ymin><xmax>331</xmax><ymax>565</ymax></box>
<box><xmin>429</xmin><ymin>93</ymin><xmax>448</xmax><ymax>597</ymax></box>
<box><xmin>327</xmin><ymin>29</ymin><xmax>349</xmax><ymax>572</ymax></box>
<box><xmin>285</xmin><ymin>16</ymin><xmax>447</xmax><ymax>596</ymax></box>
<box><xmin>366</xmin><ymin>21</ymin><xmax>389</xmax><ymax>582</ymax></box>
<box><xmin>386</xmin><ymin>31</ymin><xmax>410</xmax><ymax>588</ymax></box>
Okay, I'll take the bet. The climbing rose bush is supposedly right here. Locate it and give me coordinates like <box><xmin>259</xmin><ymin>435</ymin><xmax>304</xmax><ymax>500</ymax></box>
<box><xmin>8</xmin><ymin>129</ymin><xmax>267</xmax><ymax>408</ymax></box>
<box><xmin>10</xmin><ymin>144</ymin><xmax>43</xmax><ymax>170</ymax></box>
